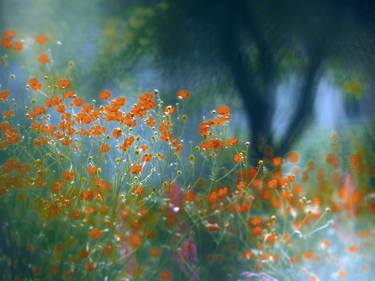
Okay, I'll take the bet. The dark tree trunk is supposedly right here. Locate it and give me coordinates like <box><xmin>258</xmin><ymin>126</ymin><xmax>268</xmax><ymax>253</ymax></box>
<box><xmin>219</xmin><ymin>12</ymin><xmax>324</xmax><ymax>162</ymax></box>
<box><xmin>219</xmin><ymin>21</ymin><xmax>275</xmax><ymax>163</ymax></box>
<box><xmin>275</xmin><ymin>47</ymin><xmax>324</xmax><ymax>156</ymax></box>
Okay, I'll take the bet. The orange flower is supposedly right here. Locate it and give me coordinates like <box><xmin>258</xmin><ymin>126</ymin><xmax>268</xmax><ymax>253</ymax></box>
<box><xmin>79</xmin><ymin>249</ymin><xmax>90</xmax><ymax>259</ymax></box>
<box><xmin>185</xmin><ymin>190</ymin><xmax>196</xmax><ymax>202</ymax></box>
<box><xmin>238</xmin><ymin>202</ymin><xmax>251</xmax><ymax>213</ymax></box>
<box><xmin>216</xmin><ymin>105</ymin><xmax>230</xmax><ymax>116</ymax></box>
<box><xmin>63</xmin><ymin>171</ymin><xmax>75</xmax><ymax>181</ymax></box>
<box><xmin>56</xmin><ymin>104</ymin><xmax>65</xmax><ymax>113</ymax></box>
<box><xmin>252</xmin><ymin>226</ymin><xmax>263</xmax><ymax>236</ymax></box>
<box><xmin>199</xmin><ymin>120</ymin><xmax>212</xmax><ymax>136</ymax></box>
<box><xmin>227</xmin><ymin>137</ymin><xmax>239</xmax><ymax>146</ymax></box>
<box><xmin>288</xmin><ymin>151</ymin><xmax>299</xmax><ymax>163</ymax></box>
<box><xmin>337</xmin><ymin>270</ymin><xmax>346</xmax><ymax>279</ymax></box>
<box><xmin>150</xmin><ymin>247</ymin><xmax>160</xmax><ymax>257</ymax></box>
<box><xmin>112</xmin><ymin>128</ymin><xmax>122</xmax><ymax>138</ymax></box>
<box><xmin>0</xmin><ymin>122</ymin><xmax>10</xmax><ymax>131</ymax></box>
<box><xmin>57</xmin><ymin>79</ymin><xmax>71</xmax><ymax>89</ymax></box>
<box><xmin>28</xmin><ymin>77</ymin><xmax>42</xmax><ymax>91</ymax></box>
<box><xmin>114</xmin><ymin>96</ymin><xmax>126</xmax><ymax>106</ymax></box>
<box><xmin>164</xmin><ymin>105</ymin><xmax>176</xmax><ymax>115</ymax></box>
<box><xmin>241</xmin><ymin>250</ymin><xmax>252</xmax><ymax>260</ymax></box>
<box><xmin>265</xmin><ymin>233</ymin><xmax>278</xmax><ymax>245</ymax></box>
<box><xmin>140</xmin><ymin>144</ymin><xmax>149</xmax><ymax>151</ymax></box>
<box><xmin>85</xmin><ymin>206</ymin><xmax>94</xmax><ymax>214</ymax></box>
<box><xmin>249</xmin><ymin>216</ymin><xmax>263</xmax><ymax>226</ymax></box>
<box><xmin>119</xmin><ymin>135</ymin><xmax>134</xmax><ymax>151</ymax></box>
<box><xmin>134</xmin><ymin>185</ymin><xmax>144</xmax><ymax>195</ymax></box>
<box><xmin>12</xmin><ymin>41</ymin><xmax>23</xmax><ymax>52</ymax></box>
<box><xmin>99</xmin><ymin>89</ymin><xmax>111</xmax><ymax>100</ymax></box>
<box><xmin>34</xmin><ymin>106</ymin><xmax>46</xmax><ymax>116</ymax></box>
<box><xmin>34</xmin><ymin>137</ymin><xmax>48</xmax><ymax>146</ymax></box>
<box><xmin>347</xmin><ymin>244</ymin><xmax>358</xmax><ymax>253</ymax></box>
<box><xmin>2</xmin><ymin>39</ymin><xmax>11</xmax><ymax>48</ymax></box>
<box><xmin>81</xmin><ymin>191</ymin><xmax>92</xmax><ymax>201</ymax></box>
<box><xmin>233</xmin><ymin>153</ymin><xmax>244</xmax><ymax>164</ymax></box>
<box><xmin>0</xmin><ymin>90</ymin><xmax>9</xmax><ymax>101</ymax></box>
<box><xmin>61</xmin><ymin>136</ymin><xmax>72</xmax><ymax>146</ymax></box>
<box><xmin>319</xmin><ymin>239</ymin><xmax>330</xmax><ymax>250</ymax></box>
<box><xmin>34</xmin><ymin>177</ymin><xmax>46</xmax><ymax>187</ymax></box>
<box><xmin>262</xmin><ymin>190</ymin><xmax>271</xmax><ymax>200</ymax></box>
<box><xmin>236</xmin><ymin>181</ymin><xmax>246</xmax><ymax>190</ymax></box>
<box><xmin>129</xmin><ymin>233</ymin><xmax>142</xmax><ymax>248</ymax></box>
<box><xmin>51</xmin><ymin>180</ymin><xmax>64</xmax><ymax>193</ymax></box>
<box><xmin>3</xmin><ymin>111</ymin><xmax>14</xmax><ymax>118</ymax></box>
<box><xmin>38</xmin><ymin>53</ymin><xmax>49</xmax><ymax>64</ymax></box>
<box><xmin>176</xmin><ymin>89</ymin><xmax>190</xmax><ymax>100</ymax></box>
<box><xmin>100</xmin><ymin>143</ymin><xmax>110</xmax><ymax>153</ymax></box>
<box><xmin>90</xmin><ymin>228</ymin><xmax>102</xmax><ymax>239</ymax></box>
<box><xmin>145</xmin><ymin>116</ymin><xmax>155</xmax><ymax>127</ymax></box>
<box><xmin>87</xmin><ymin>165</ymin><xmax>97</xmax><ymax>176</ymax></box>
<box><xmin>86</xmin><ymin>262</ymin><xmax>95</xmax><ymax>273</ymax></box>
<box><xmin>3</xmin><ymin>30</ymin><xmax>16</xmax><ymax>40</ymax></box>
<box><xmin>272</xmin><ymin>157</ymin><xmax>282</xmax><ymax>166</ymax></box>
<box><xmin>303</xmin><ymin>250</ymin><xmax>315</xmax><ymax>260</ymax></box>
<box><xmin>64</xmin><ymin>91</ymin><xmax>76</xmax><ymax>99</ymax></box>
<box><xmin>160</xmin><ymin>271</ymin><xmax>171</xmax><ymax>281</ymax></box>
<box><xmin>4</xmin><ymin>128</ymin><xmax>20</xmax><ymax>144</ymax></box>
<box><xmin>95</xmin><ymin>178</ymin><xmax>111</xmax><ymax>191</ymax></box>
<box><xmin>200</xmin><ymin>139</ymin><xmax>223</xmax><ymax>150</ymax></box>
<box><xmin>142</xmin><ymin>153</ymin><xmax>153</xmax><ymax>163</ymax></box>
<box><xmin>208</xmin><ymin>192</ymin><xmax>217</xmax><ymax>204</ymax></box>
<box><xmin>130</xmin><ymin>164</ymin><xmax>142</xmax><ymax>174</ymax></box>
<box><xmin>267</xmin><ymin>179</ymin><xmax>278</xmax><ymax>189</ymax></box>
<box><xmin>358</xmin><ymin>230</ymin><xmax>369</xmax><ymax>238</ymax></box>
<box><xmin>45</xmin><ymin>96</ymin><xmax>62</xmax><ymax>107</ymax></box>
<box><xmin>35</xmin><ymin>34</ymin><xmax>48</xmax><ymax>45</ymax></box>
<box><xmin>139</xmin><ymin>92</ymin><xmax>155</xmax><ymax>109</ymax></box>
<box><xmin>217</xmin><ymin>186</ymin><xmax>229</xmax><ymax>197</ymax></box>
<box><xmin>73</xmin><ymin>97</ymin><xmax>84</xmax><ymax>107</ymax></box>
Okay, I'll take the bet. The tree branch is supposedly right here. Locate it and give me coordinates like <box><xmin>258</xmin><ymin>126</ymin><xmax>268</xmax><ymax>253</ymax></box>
<box><xmin>240</xmin><ymin>3</ymin><xmax>276</xmax><ymax>98</ymax></box>
<box><xmin>219</xmin><ymin>22</ymin><xmax>273</xmax><ymax>160</ymax></box>
<box><xmin>275</xmin><ymin>47</ymin><xmax>324</xmax><ymax>156</ymax></box>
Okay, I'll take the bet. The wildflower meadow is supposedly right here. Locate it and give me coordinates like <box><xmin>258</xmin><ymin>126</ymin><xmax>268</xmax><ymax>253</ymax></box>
<box><xmin>1</xmin><ymin>2</ymin><xmax>375</xmax><ymax>281</ymax></box>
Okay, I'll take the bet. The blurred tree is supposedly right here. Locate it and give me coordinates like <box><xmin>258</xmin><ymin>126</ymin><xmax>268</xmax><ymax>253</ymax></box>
<box><xmin>102</xmin><ymin>0</ymin><xmax>375</xmax><ymax>160</ymax></box>
<box><xmin>5</xmin><ymin>0</ymin><xmax>373</xmax><ymax>160</ymax></box>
